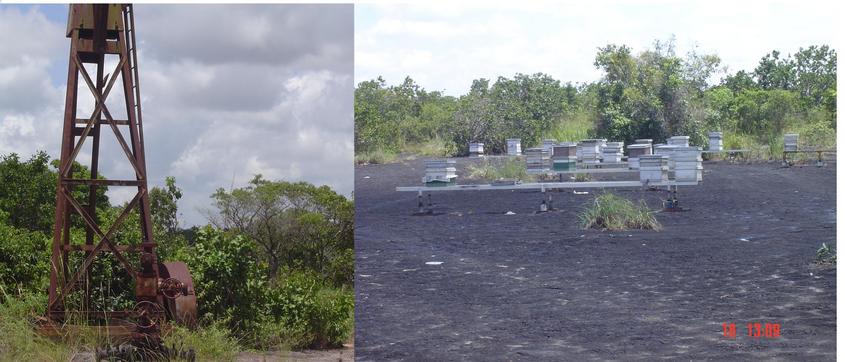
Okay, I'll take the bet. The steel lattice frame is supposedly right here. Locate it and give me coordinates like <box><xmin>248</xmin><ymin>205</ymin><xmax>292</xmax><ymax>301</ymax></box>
<box><xmin>44</xmin><ymin>4</ymin><xmax>196</xmax><ymax>339</ymax></box>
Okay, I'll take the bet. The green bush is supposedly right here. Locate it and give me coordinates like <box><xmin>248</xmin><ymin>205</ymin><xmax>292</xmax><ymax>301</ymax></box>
<box><xmin>267</xmin><ymin>270</ymin><xmax>353</xmax><ymax>349</ymax></box>
<box><xmin>325</xmin><ymin>248</ymin><xmax>354</xmax><ymax>286</ymax></box>
<box><xmin>0</xmin><ymin>222</ymin><xmax>50</xmax><ymax>295</ymax></box>
<box><xmin>184</xmin><ymin>226</ymin><xmax>269</xmax><ymax>345</ymax></box>
<box><xmin>579</xmin><ymin>193</ymin><xmax>661</xmax><ymax>231</ymax></box>
<box><xmin>816</xmin><ymin>243</ymin><xmax>836</xmax><ymax>265</ymax></box>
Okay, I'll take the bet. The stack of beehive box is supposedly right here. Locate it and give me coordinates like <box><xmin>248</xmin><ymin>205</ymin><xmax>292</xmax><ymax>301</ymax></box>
<box><xmin>579</xmin><ymin>139</ymin><xmax>602</xmax><ymax>165</ymax></box>
<box><xmin>708</xmin><ymin>132</ymin><xmax>723</xmax><ymax>152</ymax></box>
<box><xmin>542</xmin><ymin>139</ymin><xmax>557</xmax><ymax>154</ymax></box>
<box><xmin>668</xmin><ymin>136</ymin><xmax>690</xmax><ymax>147</ymax></box>
<box><xmin>638</xmin><ymin>155</ymin><xmax>669</xmax><ymax>184</ymax></box>
<box><xmin>626</xmin><ymin>143</ymin><xmax>652</xmax><ymax>169</ymax></box>
<box><xmin>672</xmin><ymin>146</ymin><xmax>703</xmax><ymax>182</ymax></box>
<box><xmin>601</xmin><ymin>141</ymin><xmax>624</xmax><ymax>164</ymax></box>
<box><xmin>506</xmin><ymin>138</ymin><xmax>522</xmax><ymax>155</ymax></box>
<box><xmin>525</xmin><ymin>147</ymin><xmax>550</xmax><ymax>174</ymax></box>
<box><xmin>635</xmin><ymin>138</ymin><xmax>652</xmax><ymax>151</ymax></box>
<box><xmin>552</xmin><ymin>143</ymin><xmax>577</xmax><ymax>171</ymax></box>
<box><xmin>422</xmin><ymin>159</ymin><xmax>457</xmax><ymax>186</ymax></box>
<box><xmin>469</xmin><ymin>142</ymin><xmax>485</xmax><ymax>157</ymax></box>
<box><xmin>654</xmin><ymin>144</ymin><xmax>678</xmax><ymax>170</ymax></box>
<box><xmin>784</xmin><ymin>133</ymin><xmax>799</xmax><ymax>152</ymax></box>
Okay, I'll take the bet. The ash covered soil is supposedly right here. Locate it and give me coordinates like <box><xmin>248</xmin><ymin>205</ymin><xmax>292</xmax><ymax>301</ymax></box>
<box><xmin>354</xmin><ymin>158</ymin><xmax>836</xmax><ymax>361</ymax></box>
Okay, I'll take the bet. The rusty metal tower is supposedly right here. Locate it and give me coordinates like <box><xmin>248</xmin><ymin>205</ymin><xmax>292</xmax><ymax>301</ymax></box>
<box><xmin>43</xmin><ymin>4</ymin><xmax>196</xmax><ymax>340</ymax></box>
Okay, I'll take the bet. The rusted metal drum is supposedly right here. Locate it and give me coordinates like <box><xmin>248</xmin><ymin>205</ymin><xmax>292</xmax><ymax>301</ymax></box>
<box><xmin>159</xmin><ymin>262</ymin><xmax>198</xmax><ymax>328</ymax></box>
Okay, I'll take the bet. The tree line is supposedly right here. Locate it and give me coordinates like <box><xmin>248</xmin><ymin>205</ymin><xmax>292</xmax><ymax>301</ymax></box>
<box><xmin>355</xmin><ymin>41</ymin><xmax>835</xmax><ymax>159</ymax></box>
<box><xmin>0</xmin><ymin>151</ymin><xmax>353</xmax><ymax>350</ymax></box>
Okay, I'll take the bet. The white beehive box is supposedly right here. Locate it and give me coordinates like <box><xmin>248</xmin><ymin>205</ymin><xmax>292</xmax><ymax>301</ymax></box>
<box><xmin>506</xmin><ymin>138</ymin><xmax>522</xmax><ymax>155</ymax></box>
<box><xmin>638</xmin><ymin>155</ymin><xmax>669</xmax><ymax>183</ymax></box>
<box><xmin>708</xmin><ymin>132</ymin><xmax>723</xmax><ymax>152</ymax></box>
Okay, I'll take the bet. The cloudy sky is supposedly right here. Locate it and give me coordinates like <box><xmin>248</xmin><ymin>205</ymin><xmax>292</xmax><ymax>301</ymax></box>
<box><xmin>0</xmin><ymin>4</ymin><xmax>353</xmax><ymax>226</ymax></box>
<box><xmin>356</xmin><ymin>0</ymin><xmax>839</xmax><ymax>96</ymax></box>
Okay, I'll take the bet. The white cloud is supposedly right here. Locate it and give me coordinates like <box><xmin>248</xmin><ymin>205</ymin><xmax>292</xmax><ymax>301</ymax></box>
<box><xmin>0</xmin><ymin>4</ymin><xmax>353</xmax><ymax>226</ymax></box>
<box><xmin>355</xmin><ymin>1</ymin><xmax>838</xmax><ymax>95</ymax></box>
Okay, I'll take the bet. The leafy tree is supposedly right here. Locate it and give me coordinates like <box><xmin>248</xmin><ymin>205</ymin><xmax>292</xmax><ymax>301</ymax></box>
<box><xmin>209</xmin><ymin>175</ymin><xmax>353</xmax><ymax>284</ymax></box>
<box><xmin>0</xmin><ymin>152</ymin><xmax>57</xmax><ymax>234</ymax></box>
<box><xmin>149</xmin><ymin>176</ymin><xmax>189</xmax><ymax>262</ymax></box>
<box><xmin>754</xmin><ymin>50</ymin><xmax>796</xmax><ymax>90</ymax></box>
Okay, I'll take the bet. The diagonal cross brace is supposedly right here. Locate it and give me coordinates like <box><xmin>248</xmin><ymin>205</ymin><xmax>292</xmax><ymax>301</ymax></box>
<box><xmin>69</xmin><ymin>55</ymin><xmax>145</xmax><ymax>180</ymax></box>
<box><xmin>48</xmin><ymin>188</ymin><xmax>143</xmax><ymax>310</ymax></box>
<box><xmin>59</xmin><ymin>56</ymin><xmax>125</xmax><ymax>178</ymax></box>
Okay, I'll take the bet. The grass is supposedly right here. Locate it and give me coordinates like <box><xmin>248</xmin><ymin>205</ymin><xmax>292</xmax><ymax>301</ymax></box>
<box><xmin>355</xmin><ymin>148</ymin><xmax>397</xmax><ymax>165</ymax></box>
<box><xmin>543</xmin><ymin>114</ymin><xmax>594</xmax><ymax>142</ymax></box>
<box><xmin>163</xmin><ymin>324</ymin><xmax>240</xmax><ymax>361</ymax></box>
<box><xmin>0</xmin><ymin>290</ymin><xmax>77</xmax><ymax>361</ymax></box>
<box><xmin>721</xmin><ymin>125</ymin><xmax>836</xmax><ymax>163</ymax></box>
<box><xmin>574</xmin><ymin>173</ymin><xmax>592</xmax><ymax>182</ymax></box>
<box><xmin>0</xmin><ymin>288</ymin><xmax>241</xmax><ymax>361</ymax></box>
<box><xmin>579</xmin><ymin>193</ymin><xmax>662</xmax><ymax>231</ymax></box>
<box><xmin>402</xmin><ymin>137</ymin><xmax>451</xmax><ymax>158</ymax></box>
<box><xmin>816</xmin><ymin>243</ymin><xmax>836</xmax><ymax>265</ymax></box>
<box><xmin>467</xmin><ymin>157</ymin><xmax>534</xmax><ymax>181</ymax></box>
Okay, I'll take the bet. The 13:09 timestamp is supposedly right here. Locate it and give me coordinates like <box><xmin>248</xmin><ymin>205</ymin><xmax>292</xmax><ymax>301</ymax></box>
<box><xmin>722</xmin><ymin>322</ymin><xmax>781</xmax><ymax>338</ymax></box>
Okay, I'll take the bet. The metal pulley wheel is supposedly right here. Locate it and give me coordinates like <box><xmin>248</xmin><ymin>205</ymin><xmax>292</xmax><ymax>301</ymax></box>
<box><xmin>158</xmin><ymin>262</ymin><xmax>198</xmax><ymax>328</ymax></box>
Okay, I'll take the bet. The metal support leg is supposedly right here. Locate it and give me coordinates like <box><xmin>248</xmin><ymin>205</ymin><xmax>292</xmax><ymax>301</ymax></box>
<box><xmin>539</xmin><ymin>186</ymin><xmax>548</xmax><ymax>212</ymax></box>
<box><xmin>417</xmin><ymin>190</ymin><xmax>424</xmax><ymax>213</ymax></box>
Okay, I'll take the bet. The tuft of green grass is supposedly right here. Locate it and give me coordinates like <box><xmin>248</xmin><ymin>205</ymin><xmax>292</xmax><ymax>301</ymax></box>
<box><xmin>355</xmin><ymin>148</ymin><xmax>397</xmax><ymax>165</ymax></box>
<box><xmin>467</xmin><ymin>157</ymin><xmax>533</xmax><ymax>181</ymax></box>
<box><xmin>816</xmin><ymin>243</ymin><xmax>836</xmax><ymax>265</ymax></box>
<box><xmin>163</xmin><ymin>323</ymin><xmax>240</xmax><ymax>361</ymax></box>
<box><xmin>402</xmin><ymin>137</ymin><xmax>450</xmax><ymax>158</ymax></box>
<box><xmin>574</xmin><ymin>173</ymin><xmax>592</xmax><ymax>182</ymax></box>
<box><xmin>579</xmin><ymin>193</ymin><xmax>661</xmax><ymax>231</ymax></box>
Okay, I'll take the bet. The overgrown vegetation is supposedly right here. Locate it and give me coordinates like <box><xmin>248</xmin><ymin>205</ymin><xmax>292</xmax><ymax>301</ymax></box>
<box><xmin>579</xmin><ymin>193</ymin><xmax>661</xmax><ymax>231</ymax></box>
<box><xmin>0</xmin><ymin>152</ymin><xmax>354</xmax><ymax>359</ymax></box>
<box><xmin>467</xmin><ymin>157</ymin><xmax>532</xmax><ymax>181</ymax></box>
<box><xmin>355</xmin><ymin>42</ymin><xmax>835</xmax><ymax>158</ymax></box>
<box><xmin>816</xmin><ymin>243</ymin><xmax>836</xmax><ymax>265</ymax></box>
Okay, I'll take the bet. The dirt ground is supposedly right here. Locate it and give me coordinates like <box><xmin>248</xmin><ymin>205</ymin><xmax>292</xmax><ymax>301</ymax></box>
<box><xmin>236</xmin><ymin>344</ymin><xmax>353</xmax><ymax>361</ymax></box>
<box><xmin>354</xmin><ymin>158</ymin><xmax>836</xmax><ymax>360</ymax></box>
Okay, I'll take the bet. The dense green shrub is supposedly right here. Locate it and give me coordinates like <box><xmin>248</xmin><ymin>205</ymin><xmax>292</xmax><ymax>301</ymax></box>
<box><xmin>267</xmin><ymin>270</ymin><xmax>354</xmax><ymax>349</ymax></box>
<box><xmin>0</xmin><ymin>221</ymin><xmax>50</xmax><ymax>295</ymax></box>
<box><xmin>185</xmin><ymin>226</ymin><xmax>270</xmax><ymax>343</ymax></box>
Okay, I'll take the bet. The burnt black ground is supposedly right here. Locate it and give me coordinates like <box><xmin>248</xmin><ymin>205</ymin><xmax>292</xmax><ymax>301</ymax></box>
<box><xmin>354</xmin><ymin>158</ymin><xmax>836</xmax><ymax>361</ymax></box>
